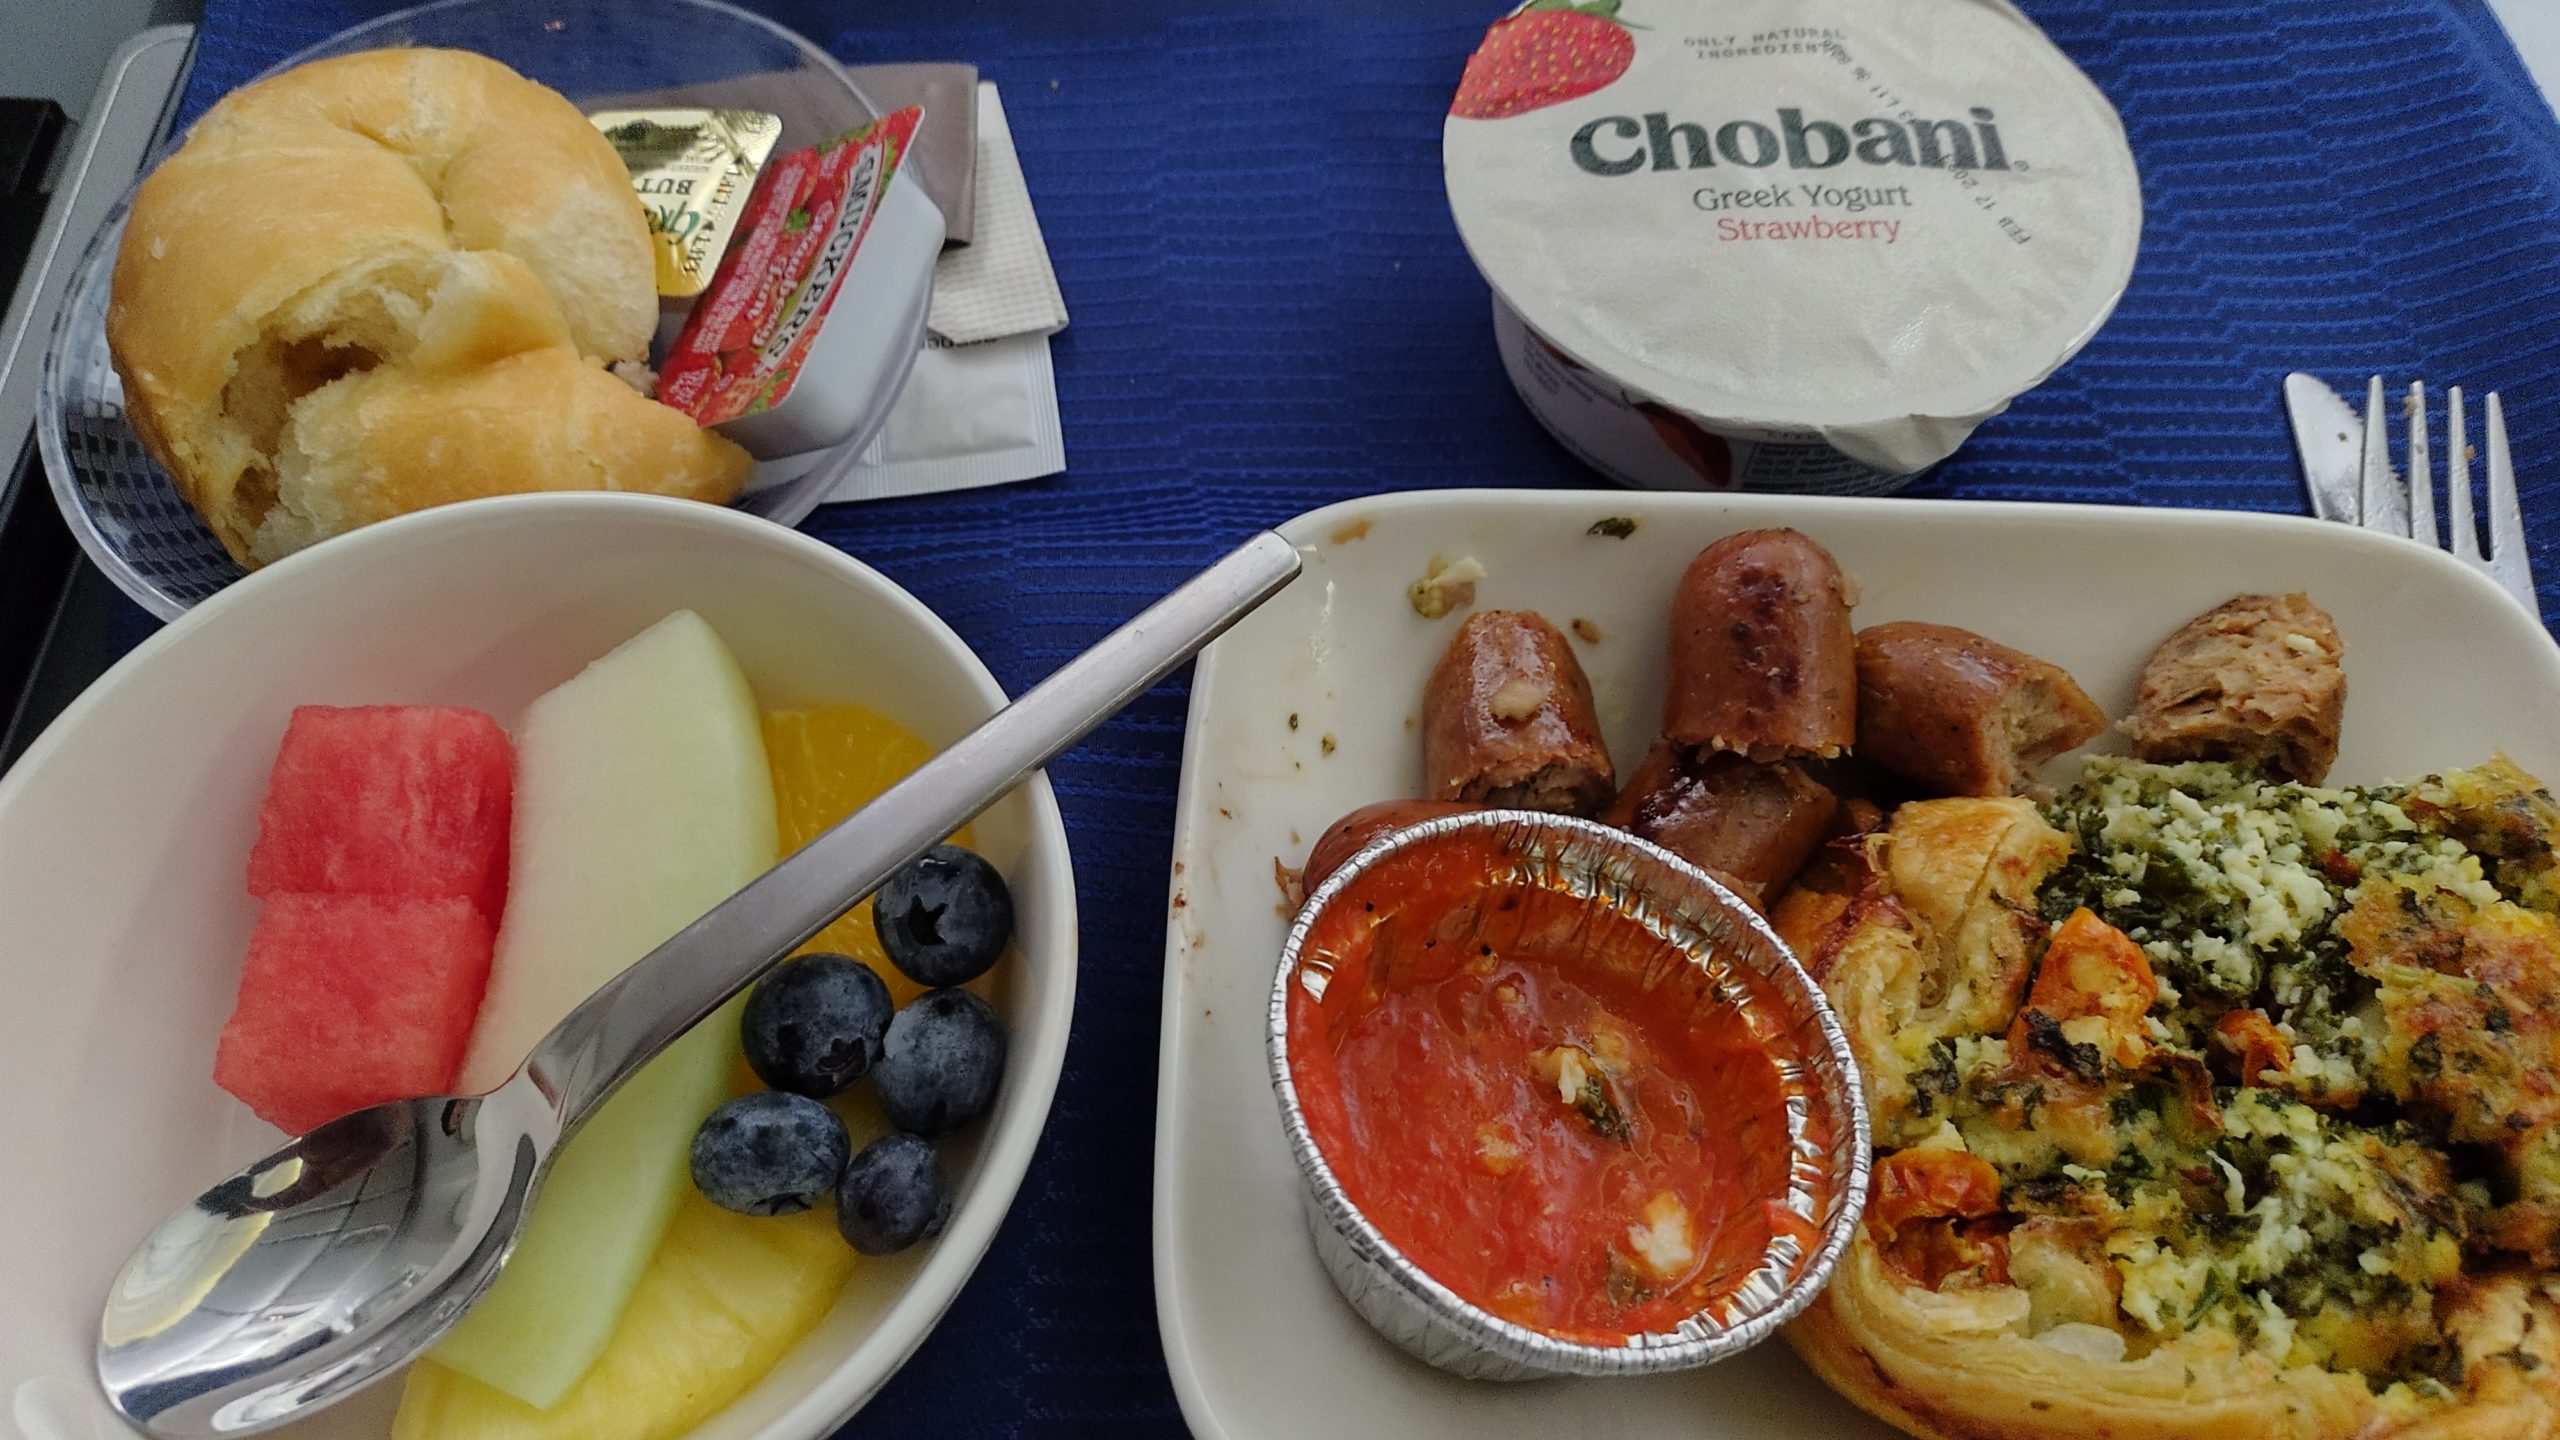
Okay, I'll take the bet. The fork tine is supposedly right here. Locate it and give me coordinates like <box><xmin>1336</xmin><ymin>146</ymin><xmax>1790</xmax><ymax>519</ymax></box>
<box><xmin>2360</xmin><ymin>375</ymin><xmax>2405</xmax><ymax>536</ymax></box>
<box><xmin>2447</xmin><ymin>387</ymin><xmax>2482</xmax><ymax>562</ymax></box>
<box><xmin>2488</xmin><ymin>393</ymin><xmax>2528</xmax><ymax>566</ymax></box>
<box><xmin>2406</xmin><ymin>381</ymin><xmax>2435</xmax><ymax>547</ymax></box>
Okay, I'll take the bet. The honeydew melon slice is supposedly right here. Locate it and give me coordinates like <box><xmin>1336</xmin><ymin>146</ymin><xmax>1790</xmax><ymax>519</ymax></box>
<box><xmin>428</xmin><ymin>610</ymin><xmax>778</xmax><ymax>1410</ymax></box>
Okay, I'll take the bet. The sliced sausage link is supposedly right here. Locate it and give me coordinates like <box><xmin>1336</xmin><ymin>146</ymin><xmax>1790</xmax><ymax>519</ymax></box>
<box><xmin>2124</xmin><ymin>592</ymin><xmax>2344</xmax><ymax>784</ymax></box>
<box><xmin>1421</xmin><ymin>610</ymin><xmax>1616</xmax><ymax>815</ymax></box>
<box><xmin>1299</xmin><ymin>800</ymin><xmax>1481</xmax><ymax>899</ymax></box>
<box><xmin>1664</xmin><ymin>528</ymin><xmax>1856</xmax><ymax>762</ymax></box>
<box><xmin>1853</xmin><ymin>620</ymin><xmax>2107</xmax><ymax>797</ymax></box>
<box><xmin>1606</xmin><ymin>745</ymin><xmax>1838</xmax><ymax>911</ymax></box>
<box><xmin>1597</xmin><ymin>738</ymin><xmax>1676</xmax><ymax>830</ymax></box>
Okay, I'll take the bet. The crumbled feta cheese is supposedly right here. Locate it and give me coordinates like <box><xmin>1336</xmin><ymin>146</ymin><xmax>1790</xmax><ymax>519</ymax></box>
<box><xmin>2254</xmin><ymin>1291</ymin><xmax>2298</xmax><ymax>1361</ymax></box>
<box><xmin>1488</xmin><ymin>676</ymin><xmax>1551</xmax><ymax>721</ymax></box>
<box><xmin>1406</xmin><ymin>555</ymin><xmax>1486</xmax><ymax>619</ymax></box>
<box><xmin>2113</xmin><ymin>1237</ymin><xmax>2210</xmax><ymax>1331</ymax></box>
<box><xmin>2211</xmin><ymin>1153</ymin><xmax>2247</xmax><ymax>1212</ymax></box>
<box><xmin>1951</xmin><ymin>1034</ymin><xmax>2012</xmax><ymax>1078</ymax></box>
<box><xmin>1625</xmin><ymin>1192</ymin><xmax>1695</xmax><ymax>1279</ymax></box>
<box><xmin>1552</xmin><ymin>1047</ymin><xmax>1588</xmax><ymax>1107</ymax></box>
<box><xmin>2288</xmin><ymin>1043</ymin><xmax>2362</xmax><ymax>1095</ymax></box>
<box><xmin>1992</xmin><ymin>757</ymin><xmax>2559</xmax><ymax>1383</ymax></box>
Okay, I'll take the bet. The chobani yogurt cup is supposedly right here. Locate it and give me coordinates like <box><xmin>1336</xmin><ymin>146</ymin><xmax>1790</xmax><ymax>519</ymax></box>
<box><xmin>1445</xmin><ymin>0</ymin><xmax>2142</xmax><ymax>493</ymax></box>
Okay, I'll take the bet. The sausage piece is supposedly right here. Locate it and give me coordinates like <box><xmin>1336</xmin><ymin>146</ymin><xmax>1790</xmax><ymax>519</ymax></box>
<box><xmin>2124</xmin><ymin>593</ymin><xmax>2344</xmax><ymax>784</ymax></box>
<box><xmin>1854</xmin><ymin>621</ymin><xmax>2106</xmax><ymax>797</ymax></box>
<box><xmin>1599</xmin><ymin>740</ymin><xmax>1838</xmax><ymax>911</ymax></box>
<box><xmin>1596</xmin><ymin>738</ymin><xmax>1676</xmax><ymax>830</ymax></box>
<box><xmin>1301</xmin><ymin>799</ymin><xmax>1479</xmax><ymax>897</ymax></box>
<box><xmin>1664</xmin><ymin>528</ymin><xmax>1856</xmax><ymax>762</ymax></box>
<box><xmin>1421</xmin><ymin>610</ymin><xmax>1615</xmax><ymax>815</ymax></box>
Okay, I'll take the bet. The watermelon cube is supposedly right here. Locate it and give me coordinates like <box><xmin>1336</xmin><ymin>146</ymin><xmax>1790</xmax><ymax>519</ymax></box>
<box><xmin>247</xmin><ymin>706</ymin><xmax>513</xmax><ymax>917</ymax></box>
<box><xmin>213</xmin><ymin>893</ymin><xmax>496</xmax><ymax>1134</ymax></box>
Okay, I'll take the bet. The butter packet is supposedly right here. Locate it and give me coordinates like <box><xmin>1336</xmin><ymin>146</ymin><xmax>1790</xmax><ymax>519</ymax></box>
<box><xmin>590</xmin><ymin>107</ymin><xmax>784</xmax><ymax>298</ymax></box>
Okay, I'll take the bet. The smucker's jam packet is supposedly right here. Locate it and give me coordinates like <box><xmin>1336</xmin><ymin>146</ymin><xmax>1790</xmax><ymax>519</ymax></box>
<box><xmin>590</xmin><ymin>108</ymin><xmax>785</xmax><ymax>299</ymax></box>
<box><xmin>660</xmin><ymin>106</ymin><xmax>924</xmax><ymax>447</ymax></box>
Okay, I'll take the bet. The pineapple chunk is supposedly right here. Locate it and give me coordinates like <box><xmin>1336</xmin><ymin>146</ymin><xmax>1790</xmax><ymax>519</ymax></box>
<box><xmin>394</xmin><ymin>1190</ymin><xmax>853</xmax><ymax>1440</ymax></box>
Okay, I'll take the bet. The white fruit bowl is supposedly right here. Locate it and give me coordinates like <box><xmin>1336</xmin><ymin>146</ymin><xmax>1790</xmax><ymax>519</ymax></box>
<box><xmin>0</xmin><ymin>493</ymin><xmax>1076</xmax><ymax>1440</ymax></box>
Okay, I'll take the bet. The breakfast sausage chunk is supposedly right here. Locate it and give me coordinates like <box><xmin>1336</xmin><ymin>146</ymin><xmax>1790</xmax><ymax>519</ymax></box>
<box><xmin>1600</xmin><ymin>741</ymin><xmax>1838</xmax><ymax>911</ymax></box>
<box><xmin>1853</xmin><ymin>621</ymin><xmax>2106</xmax><ymax>797</ymax></box>
<box><xmin>2124</xmin><ymin>593</ymin><xmax>2344</xmax><ymax>784</ymax></box>
<box><xmin>1300</xmin><ymin>799</ymin><xmax>1479</xmax><ymax>897</ymax></box>
<box><xmin>1421</xmin><ymin>611</ymin><xmax>1615</xmax><ymax>815</ymax></box>
<box><xmin>1664</xmin><ymin>529</ymin><xmax>1856</xmax><ymax>762</ymax></box>
<box><xmin>1594</xmin><ymin>738</ymin><xmax>1676</xmax><ymax>832</ymax></box>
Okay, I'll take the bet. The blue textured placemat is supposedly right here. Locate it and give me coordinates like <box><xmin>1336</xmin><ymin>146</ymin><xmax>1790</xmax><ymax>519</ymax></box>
<box><xmin>164</xmin><ymin>1</ymin><xmax>2560</xmax><ymax>1433</ymax></box>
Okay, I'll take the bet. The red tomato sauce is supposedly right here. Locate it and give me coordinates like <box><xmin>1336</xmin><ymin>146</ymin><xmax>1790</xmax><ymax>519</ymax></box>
<box><xmin>1287</xmin><ymin>828</ymin><xmax>1818</xmax><ymax>1344</ymax></box>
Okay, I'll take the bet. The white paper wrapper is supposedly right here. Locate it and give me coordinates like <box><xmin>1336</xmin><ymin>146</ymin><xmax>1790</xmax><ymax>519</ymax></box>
<box><xmin>929</xmin><ymin>82</ymin><xmax>1068</xmax><ymax>344</ymax></box>
<box><xmin>1445</xmin><ymin>0</ymin><xmax>2141</xmax><ymax>488</ymax></box>
<box><xmin>829</xmin><ymin>330</ymin><xmax>1065</xmax><ymax>501</ymax></box>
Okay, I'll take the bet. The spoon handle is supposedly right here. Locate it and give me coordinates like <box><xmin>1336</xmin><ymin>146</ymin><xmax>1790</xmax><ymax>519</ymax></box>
<box><xmin>525</xmin><ymin>530</ymin><xmax>1303</xmax><ymax>1128</ymax></box>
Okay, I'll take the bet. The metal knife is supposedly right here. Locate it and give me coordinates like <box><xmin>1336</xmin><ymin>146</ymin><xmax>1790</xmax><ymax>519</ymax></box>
<box><xmin>2284</xmin><ymin>372</ymin><xmax>2364</xmax><ymax>524</ymax></box>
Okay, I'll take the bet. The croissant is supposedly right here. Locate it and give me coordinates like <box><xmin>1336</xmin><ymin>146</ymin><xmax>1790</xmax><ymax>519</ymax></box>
<box><xmin>108</xmin><ymin>47</ymin><xmax>750</xmax><ymax>568</ymax></box>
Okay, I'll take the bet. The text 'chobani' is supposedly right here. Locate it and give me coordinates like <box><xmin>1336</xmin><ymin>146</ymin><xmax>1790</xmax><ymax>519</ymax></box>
<box><xmin>1571</xmin><ymin>107</ymin><xmax>2009</xmax><ymax>176</ymax></box>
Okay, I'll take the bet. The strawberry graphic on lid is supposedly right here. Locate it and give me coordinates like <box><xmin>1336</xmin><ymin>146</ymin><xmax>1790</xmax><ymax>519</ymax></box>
<box><xmin>1451</xmin><ymin>0</ymin><xmax>1637</xmax><ymax>120</ymax></box>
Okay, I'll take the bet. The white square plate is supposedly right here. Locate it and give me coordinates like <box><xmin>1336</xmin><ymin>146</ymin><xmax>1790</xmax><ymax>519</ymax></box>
<box><xmin>1152</xmin><ymin>488</ymin><xmax>2560</xmax><ymax>1440</ymax></box>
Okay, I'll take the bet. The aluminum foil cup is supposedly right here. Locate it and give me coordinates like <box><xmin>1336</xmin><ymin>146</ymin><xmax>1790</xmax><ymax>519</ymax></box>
<box><xmin>1266</xmin><ymin>809</ymin><xmax>1869</xmax><ymax>1380</ymax></box>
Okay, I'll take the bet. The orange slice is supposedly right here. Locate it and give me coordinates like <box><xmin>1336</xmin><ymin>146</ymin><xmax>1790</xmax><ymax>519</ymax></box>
<box><xmin>763</xmin><ymin>704</ymin><xmax>970</xmax><ymax>1006</ymax></box>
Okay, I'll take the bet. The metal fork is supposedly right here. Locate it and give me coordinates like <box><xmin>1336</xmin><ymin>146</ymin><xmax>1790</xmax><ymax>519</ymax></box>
<box><xmin>2358</xmin><ymin>376</ymin><xmax>2538</xmax><ymax>617</ymax></box>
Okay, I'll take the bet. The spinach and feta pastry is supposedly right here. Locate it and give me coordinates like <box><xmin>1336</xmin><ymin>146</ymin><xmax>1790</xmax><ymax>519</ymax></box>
<box><xmin>1774</xmin><ymin>755</ymin><xmax>2560</xmax><ymax>1440</ymax></box>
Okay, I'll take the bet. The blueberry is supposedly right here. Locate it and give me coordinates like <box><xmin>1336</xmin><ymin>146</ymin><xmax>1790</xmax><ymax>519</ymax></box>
<box><xmin>873</xmin><ymin>988</ymin><xmax>1007</xmax><ymax>1135</ymax></box>
<box><xmin>689</xmin><ymin>1091</ymin><xmax>850</xmax><ymax>1217</ymax></box>
<box><xmin>873</xmin><ymin>844</ymin><xmax>1014</xmax><ymax>988</ymax></box>
<box><xmin>834</xmin><ymin>1132</ymin><xmax>952</xmax><ymax>1255</ymax></box>
<box><xmin>742</xmin><ymin>953</ymin><xmax>894</xmax><ymax>1097</ymax></box>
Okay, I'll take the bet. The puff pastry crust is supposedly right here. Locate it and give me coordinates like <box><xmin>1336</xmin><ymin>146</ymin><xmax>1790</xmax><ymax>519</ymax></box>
<box><xmin>1774</xmin><ymin>774</ymin><xmax>2560</xmax><ymax>1440</ymax></box>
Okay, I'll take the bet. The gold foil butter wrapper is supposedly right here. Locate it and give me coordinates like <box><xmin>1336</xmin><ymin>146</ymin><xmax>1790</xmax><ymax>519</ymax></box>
<box><xmin>590</xmin><ymin>108</ymin><xmax>785</xmax><ymax>298</ymax></box>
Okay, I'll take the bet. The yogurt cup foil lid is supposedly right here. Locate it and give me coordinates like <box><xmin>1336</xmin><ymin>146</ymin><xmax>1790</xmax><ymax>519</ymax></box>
<box><xmin>1444</xmin><ymin>0</ymin><xmax>2142</xmax><ymax>473</ymax></box>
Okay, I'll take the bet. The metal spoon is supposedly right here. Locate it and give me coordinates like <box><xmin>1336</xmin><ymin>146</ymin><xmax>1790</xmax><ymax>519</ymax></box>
<box><xmin>97</xmin><ymin>530</ymin><xmax>1303</xmax><ymax>1437</ymax></box>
